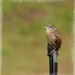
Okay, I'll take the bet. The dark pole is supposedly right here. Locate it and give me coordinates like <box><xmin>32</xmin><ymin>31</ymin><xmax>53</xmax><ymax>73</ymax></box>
<box><xmin>47</xmin><ymin>43</ymin><xmax>58</xmax><ymax>75</ymax></box>
<box><xmin>50</xmin><ymin>55</ymin><xmax>53</xmax><ymax>75</ymax></box>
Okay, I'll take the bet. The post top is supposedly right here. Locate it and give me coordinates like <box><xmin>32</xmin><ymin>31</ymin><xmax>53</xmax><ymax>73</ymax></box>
<box><xmin>47</xmin><ymin>43</ymin><xmax>58</xmax><ymax>57</ymax></box>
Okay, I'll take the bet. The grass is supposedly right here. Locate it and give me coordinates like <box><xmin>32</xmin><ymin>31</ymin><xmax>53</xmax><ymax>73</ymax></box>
<box><xmin>2</xmin><ymin>0</ymin><xmax>73</xmax><ymax>75</ymax></box>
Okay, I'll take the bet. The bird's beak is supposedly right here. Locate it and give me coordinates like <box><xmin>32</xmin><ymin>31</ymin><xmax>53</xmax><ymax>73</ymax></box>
<box><xmin>44</xmin><ymin>26</ymin><xmax>48</xmax><ymax>29</ymax></box>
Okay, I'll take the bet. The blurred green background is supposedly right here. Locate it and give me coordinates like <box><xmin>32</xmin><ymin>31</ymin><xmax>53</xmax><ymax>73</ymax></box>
<box><xmin>2</xmin><ymin>0</ymin><xmax>73</xmax><ymax>75</ymax></box>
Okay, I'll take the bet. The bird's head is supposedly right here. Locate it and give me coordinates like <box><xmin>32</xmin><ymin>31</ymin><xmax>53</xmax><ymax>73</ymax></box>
<box><xmin>45</xmin><ymin>24</ymin><xmax>56</xmax><ymax>33</ymax></box>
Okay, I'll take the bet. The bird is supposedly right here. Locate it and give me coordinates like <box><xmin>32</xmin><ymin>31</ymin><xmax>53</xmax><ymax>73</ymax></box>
<box><xmin>45</xmin><ymin>24</ymin><xmax>62</xmax><ymax>55</ymax></box>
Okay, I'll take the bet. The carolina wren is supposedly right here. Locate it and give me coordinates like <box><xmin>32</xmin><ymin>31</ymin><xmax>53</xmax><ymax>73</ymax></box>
<box><xmin>45</xmin><ymin>24</ymin><xmax>62</xmax><ymax>51</ymax></box>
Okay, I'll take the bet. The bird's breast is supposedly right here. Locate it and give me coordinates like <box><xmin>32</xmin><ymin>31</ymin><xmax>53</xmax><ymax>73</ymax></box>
<box><xmin>46</xmin><ymin>33</ymin><xmax>56</xmax><ymax>47</ymax></box>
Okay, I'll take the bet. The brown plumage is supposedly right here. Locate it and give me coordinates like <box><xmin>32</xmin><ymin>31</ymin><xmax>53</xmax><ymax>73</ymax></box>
<box><xmin>45</xmin><ymin>24</ymin><xmax>62</xmax><ymax>50</ymax></box>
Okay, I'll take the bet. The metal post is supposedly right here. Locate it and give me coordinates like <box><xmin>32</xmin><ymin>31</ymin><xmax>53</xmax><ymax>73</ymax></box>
<box><xmin>50</xmin><ymin>55</ymin><xmax>53</xmax><ymax>75</ymax></box>
<box><xmin>53</xmin><ymin>51</ymin><xmax>58</xmax><ymax>75</ymax></box>
<box><xmin>47</xmin><ymin>43</ymin><xmax>58</xmax><ymax>75</ymax></box>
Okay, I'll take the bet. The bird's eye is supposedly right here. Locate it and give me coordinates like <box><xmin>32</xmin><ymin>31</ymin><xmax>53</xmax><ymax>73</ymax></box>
<box><xmin>50</xmin><ymin>26</ymin><xmax>53</xmax><ymax>28</ymax></box>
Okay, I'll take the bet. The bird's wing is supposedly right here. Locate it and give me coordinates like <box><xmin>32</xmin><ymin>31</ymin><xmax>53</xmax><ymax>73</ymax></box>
<box><xmin>55</xmin><ymin>34</ymin><xmax>62</xmax><ymax>48</ymax></box>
